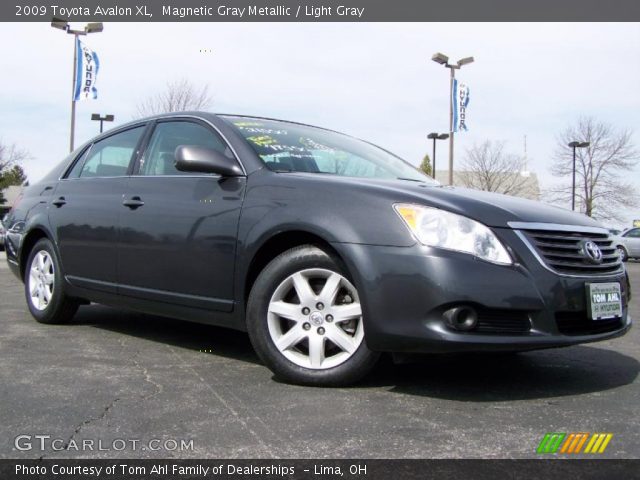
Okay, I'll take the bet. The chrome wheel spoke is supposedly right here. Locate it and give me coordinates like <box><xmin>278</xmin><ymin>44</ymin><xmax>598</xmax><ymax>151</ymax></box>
<box><xmin>275</xmin><ymin>325</ymin><xmax>306</xmax><ymax>351</ymax></box>
<box><xmin>332</xmin><ymin>303</ymin><xmax>362</xmax><ymax>323</ymax></box>
<box><xmin>37</xmin><ymin>287</ymin><xmax>45</xmax><ymax>308</ymax></box>
<box><xmin>319</xmin><ymin>272</ymin><xmax>342</xmax><ymax>305</ymax></box>
<box><xmin>43</xmin><ymin>285</ymin><xmax>52</xmax><ymax>302</ymax></box>
<box><xmin>29</xmin><ymin>272</ymin><xmax>39</xmax><ymax>295</ymax></box>
<box><xmin>308</xmin><ymin>335</ymin><xmax>325</xmax><ymax>368</ymax></box>
<box><xmin>291</xmin><ymin>272</ymin><xmax>316</xmax><ymax>304</ymax></box>
<box><xmin>326</xmin><ymin>325</ymin><xmax>358</xmax><ymax>354</ymax></box>
<box><xmin>269</xmin><ymin>300</ymin><xmax>302</xmax><ymax>322</ymax></box>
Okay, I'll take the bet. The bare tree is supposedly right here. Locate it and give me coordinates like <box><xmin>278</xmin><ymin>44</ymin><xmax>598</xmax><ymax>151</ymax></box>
<box><xmin>460</xmin><ymin>140</ymin><xmax>533</xmax><ymax>197</ymax></box>
<box><xmin>134</xmin><ymin>78</ymin><xmax>213</xmax><ymax>118</ymax></box>
<box><xmin>0</xmin><ymin>140</ymin><xmax>29</xmax><ymax>205</ymax></box>
<box><xmin>549</xmin><ymin>117</ymin><xmax>639</xmax><ymax>221</ymax></box>
<box><xmin>0</xmin><ymin>141</ymin><xmax>29</xmax><ymax>174</ymax></box>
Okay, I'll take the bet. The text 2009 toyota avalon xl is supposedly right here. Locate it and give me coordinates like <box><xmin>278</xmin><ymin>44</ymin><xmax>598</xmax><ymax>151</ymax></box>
<box><xmin>4</xmin><ymin>113</ymin><xmax>631</xmax><ymax>385</ymax></box>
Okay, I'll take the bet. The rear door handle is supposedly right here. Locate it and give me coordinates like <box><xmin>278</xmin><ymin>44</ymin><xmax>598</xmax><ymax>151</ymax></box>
<box><xmin>122</xmin><ymin>196</ymin><xmax>144</xmax><ymax>209</ymax></box>
<box><xmin>52</xmin><ymin>197</ymin><xmax>66</xmax><ymax>207</ymax></box>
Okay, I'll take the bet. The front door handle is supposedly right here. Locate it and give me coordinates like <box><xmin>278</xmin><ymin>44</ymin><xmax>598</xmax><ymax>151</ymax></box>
<box><xmin>122</xmin><ymin>196</ymin><xmax>145</xmax><ymax>209</ymax></box>
<box><xmin>52</xmin><ymin>197</ymin><xmax>66</xmax><ymax>207</ymax></box>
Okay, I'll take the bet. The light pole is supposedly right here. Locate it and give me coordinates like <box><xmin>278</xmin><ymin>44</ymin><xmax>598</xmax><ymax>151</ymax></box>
<box><xmin>427</xmin><ymin>132</ymin><xmax>449</xmax><ymax>180</ymax></box>
<box><xmin>51</xmin><ymin>18</ymin><xmax>103</xmax><ymax>152</ymax></box>
<box><xmin>568</xmin><ymin>141</ymin><xmax>590</xmax><ymax>211</ymax></box>
<box><xmin>91</xmin><ymin>113</ymin><xmax>114</xmax><ymax>133</ymax></box>
<box><xmin>431</xmin><ymin>53</ymin><xmax>474</xmax><ymax>186</ymax></box>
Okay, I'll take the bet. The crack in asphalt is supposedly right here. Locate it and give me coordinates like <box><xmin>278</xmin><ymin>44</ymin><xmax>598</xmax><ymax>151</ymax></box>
<box><xmin>62</xmin><ymin>397</ymin><xmax>121</xmax><ymax>451</ymax></box>
<box><xmin>165</xmin><ymin>344</ymin><xmax>279</xmax><ymax>458</ymax></box>
<box><xmin>120</xmin><ymin>338</ymin><xmax>165</xmax><ymax>400</ymax></box>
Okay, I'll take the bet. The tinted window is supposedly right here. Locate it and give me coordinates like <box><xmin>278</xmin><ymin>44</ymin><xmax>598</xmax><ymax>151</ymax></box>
<box><xmin>624</xmin><ymin>229</ymin><xmax>640</xmax><ymax>238</ymax></box>
<box><xmin>139</xmin><ymin>121</ymin><xmax>228</xmax><ymax>176</ymax></box>
<box><xmin>77</xmin><ymin>127</ymin><xmax>144</xmax><ymax>178</ymax></box>
<box><xmin>66</xmin><ymin>146</ymin><xmax>92</xmax><ymax>179</ymax></box>
<box><xmin>224</xmin><ymin>116</ymin><xmax>436</xmax><ymax>183</ymax></box>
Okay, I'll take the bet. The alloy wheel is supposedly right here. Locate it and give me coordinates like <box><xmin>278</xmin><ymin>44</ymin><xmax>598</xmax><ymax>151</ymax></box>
<box><xmin>267</xmin><ymin>268</ymin><xmax>364</xmax><ymax>370</ymax></box>
<box><xmin>28</xmin><ymin>250</ymin><xmax>55</xmax><ymax>311</ymax></box>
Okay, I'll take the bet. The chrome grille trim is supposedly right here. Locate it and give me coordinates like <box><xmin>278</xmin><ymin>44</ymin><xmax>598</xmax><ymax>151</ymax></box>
<box><xmin>512</xmin><ymin>223</ymin><xmax>624</xmax><ymax>277</ymax></box>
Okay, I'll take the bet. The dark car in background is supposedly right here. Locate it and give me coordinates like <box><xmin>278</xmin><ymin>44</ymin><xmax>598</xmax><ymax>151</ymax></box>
<box><xmin>0</xmin><ymin>221</ymin><xmax>5</xmax><ymax>252</ymax></box>
<box><xmin>4</xmin><ymin>112</ymin><xmax>632</xmax><ymax>385</ymax></box>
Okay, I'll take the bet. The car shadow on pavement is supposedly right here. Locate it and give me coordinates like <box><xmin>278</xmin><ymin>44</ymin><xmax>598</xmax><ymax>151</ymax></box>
<box><xmin>74</xmin><ymin>304</ymin><xmax>261</xmax><ymax>365</ymax></box>
<box><xmin>76</xmin><ymin>305</ymin><xmax>638</xmax><ymax>401</ymax></box>
<box><xmin>363</xmin><ymin>348</ymin><xmax>639</xmax><ymax>401</ymax></box>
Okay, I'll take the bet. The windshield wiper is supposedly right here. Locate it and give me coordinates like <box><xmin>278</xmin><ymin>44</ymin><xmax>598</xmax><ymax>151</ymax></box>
<box><xmin>396</xmin><ymin>177</ymin><xmax>425</xmax><ymax>182</ymax></box>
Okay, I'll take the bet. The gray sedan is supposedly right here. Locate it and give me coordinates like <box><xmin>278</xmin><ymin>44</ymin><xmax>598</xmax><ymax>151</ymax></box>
<box><xmin>615</xmin><ymin>228</ymin><xmax>640</xmax><ymax>261</ymax></box>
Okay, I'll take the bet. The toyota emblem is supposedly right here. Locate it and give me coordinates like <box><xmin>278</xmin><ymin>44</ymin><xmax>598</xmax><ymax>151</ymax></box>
<box><xmin>582</xmin><ymin>240</ymin><xmax>603</xmax><ymax>264</ymax></box>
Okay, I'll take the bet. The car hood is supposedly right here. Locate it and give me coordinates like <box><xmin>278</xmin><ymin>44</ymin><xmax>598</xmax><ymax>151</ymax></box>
<box><xmin>289</xmin><ymin>174</ymin><xmax>605</xmax><ymax>230</ymax></box>
<box><xmin>384</xmin><ymin>181</ymin><xmax>604</xmax><ymax>229</ymax></box>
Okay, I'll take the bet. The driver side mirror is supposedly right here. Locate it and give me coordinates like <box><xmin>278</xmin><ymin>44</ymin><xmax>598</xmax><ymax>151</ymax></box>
<box><xmin>174</xmin><ymin>145</ymin><xmax>244</xmax><ymax>177</ymax></box>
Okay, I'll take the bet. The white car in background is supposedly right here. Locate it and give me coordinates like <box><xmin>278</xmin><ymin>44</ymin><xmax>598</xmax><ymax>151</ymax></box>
<box><xmin>615</xmin><ymin>228</ymin><xmax>640</xmax><ymax>261</ymax></box>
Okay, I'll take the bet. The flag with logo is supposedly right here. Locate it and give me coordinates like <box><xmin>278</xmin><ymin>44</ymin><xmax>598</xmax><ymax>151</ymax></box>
<box><xmin>73</xmin><ymin>38</ymin><xmax>100</xmax><ymax>101</ymax></box>
<box><xmin>452</xmin><ymin>79</ymin><xmax>470</xmax><ymax>132</ymax></box>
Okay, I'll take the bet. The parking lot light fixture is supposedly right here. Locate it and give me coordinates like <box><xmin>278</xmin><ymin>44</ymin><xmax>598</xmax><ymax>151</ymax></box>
<box><xmin>568</xmin><ymin>141</ymin><xmax>591</xmax><ymax>211</ymax></box>
<box><xmin>427</xmin><ymin>132</ymin><xmax>450</xmax><ymax>179</ymax></box>
<box><xmin>91</xmin><ymin>113</ymin><xmax>115</xmax><ymax>133</ymax></box>
<box><xmin>431</xmin><ymin>52</ymin><xmax>474</xmax><ymax>186</ymax></box>
<box><xmin>50</xmin><ymin>18</ymin><xmax>104</xmax><ymax>152</ymax></box>
<box><xmin>431</xmin><ymin>52</ymin><xmax>449</xmax><ymax>65</ymax></box>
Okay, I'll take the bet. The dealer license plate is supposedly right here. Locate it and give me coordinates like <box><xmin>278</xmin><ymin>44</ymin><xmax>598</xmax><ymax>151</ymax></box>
<box><xmin>586</xmin><ymin>283</ymin><xmax>622</xmax><ymax>320</ymax></box>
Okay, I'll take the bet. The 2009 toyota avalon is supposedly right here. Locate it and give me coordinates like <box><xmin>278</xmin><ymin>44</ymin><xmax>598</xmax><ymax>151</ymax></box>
<box><xmin>4</xmin><ymin>112</ymin><xmax>631</xmax><ymax>385</ymax></box>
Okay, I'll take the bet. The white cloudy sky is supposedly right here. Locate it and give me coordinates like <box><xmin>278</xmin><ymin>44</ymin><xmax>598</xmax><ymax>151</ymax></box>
<box><xmin>1</xmin><ymin>22</ymin><xmax>639</xmax><ymax>226</ymax></box>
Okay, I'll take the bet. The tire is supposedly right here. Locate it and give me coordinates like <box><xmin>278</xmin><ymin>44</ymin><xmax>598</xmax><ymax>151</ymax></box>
<box><xmin>617</xmin><ymin>246</ymin><xmax>628</xmax><ymax>262</ymax></box>
<box><xmin>24</xmin><ymin>238</ymin><xmax>78</xmax><ymax>324</ymax></box>
<box><xmin>246</xmin><ymin>245</ymin><xmax>380</xmax><ymax>386</ymax></box>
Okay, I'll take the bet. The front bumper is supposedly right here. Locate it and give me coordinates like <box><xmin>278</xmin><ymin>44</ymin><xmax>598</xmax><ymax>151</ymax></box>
<box><xmin>331</xmin><ymin>231</ymin><xmax>631</xmax><ymax>354</ymax></box>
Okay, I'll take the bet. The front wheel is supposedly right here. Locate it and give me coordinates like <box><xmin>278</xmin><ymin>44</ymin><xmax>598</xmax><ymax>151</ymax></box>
<box><xmin>617</xmin><ymin>246</ymin><xmax>628</xmax><ymax>262</ymax></box>
<box><xmin>25</xmin><ymin>238</ymin><xmax>78</xmax><ymax>324</ymax></box>
<box><xmin>246</xmin><ymin>245</ymin><xmax>379</xmax><ymax>386</ymax></box>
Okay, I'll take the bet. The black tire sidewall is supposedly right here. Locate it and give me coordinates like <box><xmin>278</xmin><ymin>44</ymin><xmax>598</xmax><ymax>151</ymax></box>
<box><xmin>24</xmin><ymin>238</ymin><xmax>75</xmax><ymax>324</ymax></box>
<box><xmin>246</xmin><ymin>245</ymin><xmax>379</xmax><ymax>386</ymax></box>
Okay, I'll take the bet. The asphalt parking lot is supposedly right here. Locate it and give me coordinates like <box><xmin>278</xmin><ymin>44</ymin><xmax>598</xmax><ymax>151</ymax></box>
<box><xmin>0</xmin><ymin>252</ymin><xmax>638</xmax><ymax>459</ymax></box>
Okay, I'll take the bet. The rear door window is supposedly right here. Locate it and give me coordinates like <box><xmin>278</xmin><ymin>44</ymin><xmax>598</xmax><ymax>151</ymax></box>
<box><xmin>75</xmin><ymin>127</ymin><xmax>145</xmax><ymax>178</ymax></box>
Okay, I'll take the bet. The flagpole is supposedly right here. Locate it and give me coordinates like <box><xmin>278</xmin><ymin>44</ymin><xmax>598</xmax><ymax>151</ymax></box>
<box><xmin>448</xmin><ymin>66</ymin><xmax>455</xmax><ymax>186</ymax></box>
<box><xmin>70</xmin><ymin>34</ymin><xmax>78</xmax><ymax>152</ymax></box>
<box><xmin>430</xmin><ymin>53</ymin><xmax>474</xmax><ymax>186</ymax></box>
<box><xmin>50</xmin><ymin>19</ymin><xmax>103</xmax><ymax>153</ymax></box>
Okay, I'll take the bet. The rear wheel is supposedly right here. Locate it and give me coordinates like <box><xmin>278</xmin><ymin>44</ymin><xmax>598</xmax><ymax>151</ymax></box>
<box><xmin>25</xmin><ymin>238</ymin><xmax>78</xmax><ymax>324</ymax></box>
<box><xmin>247</xmin><ymin>245</ymin><xmax>379</xmax><ymax>386</ymax></box>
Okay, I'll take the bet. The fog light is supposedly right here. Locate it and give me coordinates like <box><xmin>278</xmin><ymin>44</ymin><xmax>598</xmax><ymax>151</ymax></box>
<box><xmin>443</xmin><ymin>306</ymin><xmax>478</xmax><ymax>331</ymax></box>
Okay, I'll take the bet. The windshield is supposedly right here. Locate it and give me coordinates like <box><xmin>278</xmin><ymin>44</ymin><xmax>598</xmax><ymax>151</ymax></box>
<box><xmin>224</xmin><ymin>116</ymin><xmax>437</xmax><ymax>183</ymax></box>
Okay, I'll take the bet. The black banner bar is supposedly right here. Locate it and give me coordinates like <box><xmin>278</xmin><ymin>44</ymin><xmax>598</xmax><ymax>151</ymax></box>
<box><xmin>3</xmin><ymin>459</ymin><xmax>640</xmax><ymax>480</ymax></box>
<box><xmin>5</xmin><ymin>0</ymin><xmax>640</xmax><ymax>22</ymax></box>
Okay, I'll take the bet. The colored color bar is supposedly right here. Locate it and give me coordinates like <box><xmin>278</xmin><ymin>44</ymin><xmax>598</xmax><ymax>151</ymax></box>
<box><xmin>573</xmin><ymin>433</ymin><xmax>589</xmax><ymax>453</ymax></box>
<box><xmin>598</xmin><ymin>434</ymin><xmax>613</xmax><ymax>453</ymax></box>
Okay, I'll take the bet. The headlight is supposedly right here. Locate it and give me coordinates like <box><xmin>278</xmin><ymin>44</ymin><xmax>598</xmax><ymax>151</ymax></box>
<box><xmin>393</xmin><ymin>203</ymin><xmax>513</xmax><ymax>265</ymax></box>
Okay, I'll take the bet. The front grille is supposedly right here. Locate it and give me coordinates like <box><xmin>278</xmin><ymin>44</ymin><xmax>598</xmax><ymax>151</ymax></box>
<box><xmin>475</xmin><ymin>308</ymin><xmax>531</xmax><ymax>334</ymax></box>
<box><xmin>522</xmin><ymin>229</ymin><xmax>622</xmax><ymax>275</ymax></box>
<box><xmin>556</xmin><ymin>311</ymin><xmax>624</xmax><ymax>336</ymax></box>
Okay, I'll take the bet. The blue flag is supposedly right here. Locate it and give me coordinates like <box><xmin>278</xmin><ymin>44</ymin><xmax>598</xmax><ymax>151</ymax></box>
<box><xmin>74</xmin><ymin>38</ymin><xmax>100</xmax><ymax>101</ymax></box>
<box><xmin>452</xmin><ymin>78</ymin><xmax>470</xmax><ymax>132</ymax></box>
